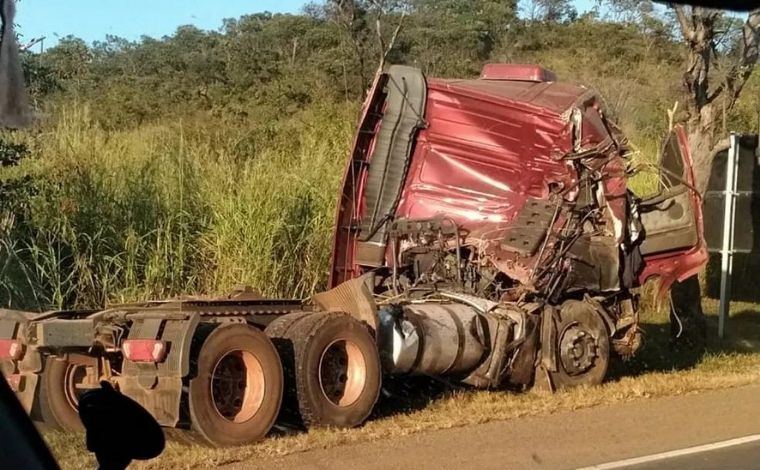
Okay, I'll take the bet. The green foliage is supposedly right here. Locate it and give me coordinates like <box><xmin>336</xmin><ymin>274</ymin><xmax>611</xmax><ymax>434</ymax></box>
<box><xmin>399</xmin><ymin>0</ymin><xmax>519</xmax><ymax>76</ymax></box>
<box><xmin>0</xmin><ymin>101</ymin><xmax>354</xmax><ymax>309</ymax></box>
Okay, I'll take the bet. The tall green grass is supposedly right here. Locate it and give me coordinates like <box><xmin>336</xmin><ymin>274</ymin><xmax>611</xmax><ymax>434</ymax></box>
<box><xmin>0</xmin><ymin>102</ymin><xmax>356</xmax><ymax>310</ymax></box>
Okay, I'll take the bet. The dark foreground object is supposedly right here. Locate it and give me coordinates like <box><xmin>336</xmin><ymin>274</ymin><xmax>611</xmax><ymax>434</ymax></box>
<box><xmin>0</xmin><ymin>368</ymin><xmax>58</xmax><ymax>470</ymax></box>
<box><xmin>78</xmin><ymin>382</ymin><xmax>165</xmax><ymax>470</ymax></box>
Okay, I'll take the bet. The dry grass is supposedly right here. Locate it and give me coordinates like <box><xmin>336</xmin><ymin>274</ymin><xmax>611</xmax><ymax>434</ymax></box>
<box><xmin>42</xmin><ymin>300</ymin><xmax>760</xmax><ymax>470</ymax></box>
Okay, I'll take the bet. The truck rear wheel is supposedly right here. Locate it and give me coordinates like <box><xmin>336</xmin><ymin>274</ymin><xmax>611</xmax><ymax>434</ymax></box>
<box><xmin>35</xmin><ymin>356</ymin><xmax>92</xmax><ymax>431</ymax></box>
<box><xmin>267</xmin><ymin>312</ymin><xmax>381</xmax><ymax>429</ymax></box>
<box><xmin>188</xmin><ymin>324</ymin><xmax>283</xmax><ymax>447</ymax></box>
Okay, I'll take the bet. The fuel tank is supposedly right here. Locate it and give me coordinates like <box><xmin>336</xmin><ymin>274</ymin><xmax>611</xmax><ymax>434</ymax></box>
<box><xmin>377</xmin><ymin>303</ymin><xmax>488</xmax><ymax>376</ymax></box>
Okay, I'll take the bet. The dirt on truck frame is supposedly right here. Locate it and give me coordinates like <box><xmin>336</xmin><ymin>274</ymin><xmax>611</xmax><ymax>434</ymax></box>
<box><xmin>0</xmin><ymin>63</ymin><xmax>707</xmax><ymax>447</ymax></box>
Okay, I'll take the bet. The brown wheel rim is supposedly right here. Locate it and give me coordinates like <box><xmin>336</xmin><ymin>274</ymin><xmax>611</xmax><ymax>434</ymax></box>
<box><xmin>64</xmin><ymin>363</ymin><xmax>88</xmax><ymax>410</ymax></box>
<box><xmin>210</xmin><ymin>350</ymin><xmax>266</xmax><ymax>423</ymax></box>
<box><xmin>318</xmin><ymin>339</ymin><xmax>367</xmax><ymax>407</ymax></box>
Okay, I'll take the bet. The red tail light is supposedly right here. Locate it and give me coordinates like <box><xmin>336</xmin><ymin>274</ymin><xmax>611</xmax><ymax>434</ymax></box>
<box><xmin>122</xmin><ymin>340</ymin><xmax>167</xmax><ymax>363</ymax></box>
<box><xmin>5</xmin><ymin>374</ymin><xmax>21</xmax><ymax>392</ymax></box>
<box><xmin>0</xmin><ymin>339</ymin><xmax>24</xmax><ymax>361</ymax></box>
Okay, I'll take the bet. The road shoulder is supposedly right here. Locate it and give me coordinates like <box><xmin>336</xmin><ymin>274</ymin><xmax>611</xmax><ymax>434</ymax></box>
<box><xmin>235</xmin><ymin>384</ymin><xmax>760</xmax><ymax>470</ymax></box>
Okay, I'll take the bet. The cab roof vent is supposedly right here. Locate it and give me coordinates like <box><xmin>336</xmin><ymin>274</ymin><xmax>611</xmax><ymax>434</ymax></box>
<box><xmin>480</xmin><ymin>64</ymin><xmax>557</xmax><ymax>82</ymax></box>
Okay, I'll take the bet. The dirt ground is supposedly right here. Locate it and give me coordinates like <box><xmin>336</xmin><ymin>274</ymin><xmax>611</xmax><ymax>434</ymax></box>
<box><xmin>231</xmin><ymin>384</ymin><xmax>760</xmax><ymax>470</ymax></box>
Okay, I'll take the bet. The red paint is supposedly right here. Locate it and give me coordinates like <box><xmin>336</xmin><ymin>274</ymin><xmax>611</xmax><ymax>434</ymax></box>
<box><xmin>329</xmin><ymin>66</ymin><xmax>707</xmax><ymax>292</ymax></box>
<box><xmin>480</xmin><ymin>63</ymin><xmax>558</xmax><ymax>82</ymax></box>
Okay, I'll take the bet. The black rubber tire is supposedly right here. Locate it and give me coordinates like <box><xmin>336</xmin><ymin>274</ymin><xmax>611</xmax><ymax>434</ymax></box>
<box><xmin>188</xmin><ymin>324</ymin><xmax>283</xmax><ymax>447</ymax></box>
<box><xmin>265</xmin><ymin>312</ymin><xmax>313</xmax><ymax>339</ymax></box>
<box><xmin>267</xmin><ymin>312</ymin><xmax>381</xmax><ymax>429</ymax></box>
<box><xmin>549</xmin><ymin>300</ymin><xmax>610</xmax><ymax>390</ymax></box>
<box><xmin>263</xmin><ymin>312</ymin><xmax>317</xmax><ymax>427</ymax></box>
<box><xmin>35</xmin><ymin>356</ymin><xmax>87</xmax><ymax>431</ymax></box>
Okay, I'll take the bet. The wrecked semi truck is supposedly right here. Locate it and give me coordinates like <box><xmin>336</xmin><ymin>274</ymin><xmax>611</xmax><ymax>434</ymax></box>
<box><xmin>0</xmin><ymin>64</ymin><xmax>707</xmax><ymax>446</ymax></box>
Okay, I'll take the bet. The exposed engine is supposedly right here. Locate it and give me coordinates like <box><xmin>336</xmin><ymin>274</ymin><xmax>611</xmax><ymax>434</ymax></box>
<box><xmin>370</xmin><ymin>199</ymin><xmax>632</xmax><ymax>390</ymax></box>
<box><xmin>365</xmin><ymin>166</ymin><xmax>646</xmax><ymax>389</ymax></box>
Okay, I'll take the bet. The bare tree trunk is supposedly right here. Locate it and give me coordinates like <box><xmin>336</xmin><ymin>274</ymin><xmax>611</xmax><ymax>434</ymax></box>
<box><xmin>669</xmin><ymin>6</ymin><xmax>759</xmax><ymax>348</ymax></box>
<box><xmin>687</xmin><ymin>119</ymin><xmax>718</xmax><ymax>195</ymax></box>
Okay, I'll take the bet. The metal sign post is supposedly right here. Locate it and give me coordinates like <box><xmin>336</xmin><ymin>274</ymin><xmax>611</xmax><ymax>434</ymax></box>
<box><xmin>718</xmin><ymin>134</ymin><xmax>739</xmax><ymax>339</ymax></box>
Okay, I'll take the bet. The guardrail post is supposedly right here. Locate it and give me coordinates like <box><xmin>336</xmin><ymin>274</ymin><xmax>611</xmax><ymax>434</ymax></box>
<box><xmin>718</xmin><ymin>133</ymin><xmax>738</xmax><ymax>339</ymax></box>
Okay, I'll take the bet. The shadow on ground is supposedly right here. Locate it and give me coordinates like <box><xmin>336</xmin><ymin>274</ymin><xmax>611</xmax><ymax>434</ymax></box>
<box><xmin>372</xmin><ymin>375</ymin><xmax>464</xmax><ymax>420</ymax></box>
<box><xmin>608</xmin><ymin>303</ymin><xmax>760</xmax><ymax>381</ymax></box>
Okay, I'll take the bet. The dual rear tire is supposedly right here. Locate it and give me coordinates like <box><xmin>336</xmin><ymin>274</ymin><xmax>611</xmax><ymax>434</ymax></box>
<box><xmin>187</xmin><ymin>313</ymin><xmax>381</xmax><ymax>445</ymax></box>
<box><xmin>187</xmin><ymin>324</ymin><xmax>283</xmax><ymax>447</ymax></box>
<box><xmin>266</xmin><ymin>312</ymin><xmax>381</xmax><ymax>429</ymax></box>
<box><xmin>34</xmin><ymin>355</ymin><xmax>91</xmax><ymax>431</ymax></box>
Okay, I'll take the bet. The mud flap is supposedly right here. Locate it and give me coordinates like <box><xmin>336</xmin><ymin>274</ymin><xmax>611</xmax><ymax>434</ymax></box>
<box><xmin>539</xmin><ymin>306</ymin><xmax>557</xmax><ymax>373</ymax></box>
<box><xmin>532</xmin><ymin>365</ymin><xmax>553</xmax><ymax>392</ymax></box>
<box><xmin>533</xmin><ymin>307</ymin><xmax>558</xmax><ymax>392</ymax></box>
<box><xmin>312</xmin><ymin>273</ymin><xmax>379</xmax><ymax>331</ymax></box>
<box><xmin>117</xmin><ymin>312</ymin><xmax>199</xmax><ymax>427</ymax></box>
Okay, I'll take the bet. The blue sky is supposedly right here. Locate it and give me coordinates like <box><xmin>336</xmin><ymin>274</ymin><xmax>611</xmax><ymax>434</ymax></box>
<box><xmin>17</xmin><ymin>0</ymin><xmax>306</xmax><ymax>47</ymax></box>
<box><xmin>16</xmin><ymin>0</ymin><xmax>597</xmax><ymax>49</ymax></box>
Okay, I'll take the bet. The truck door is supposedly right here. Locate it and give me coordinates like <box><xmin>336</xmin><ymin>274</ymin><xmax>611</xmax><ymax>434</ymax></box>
<box><xmin>637</xmin><ymin>126</ymin><xmax>708</xmax><ymax>290</ymax></box>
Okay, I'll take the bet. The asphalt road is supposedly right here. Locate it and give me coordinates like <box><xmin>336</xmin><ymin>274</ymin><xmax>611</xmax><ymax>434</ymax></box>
<box><xmin>234</xmin><ymin>384</ymin><xmax>760</xmax><ymax>470</ymax></box>
<box><xmin>618</xmin><ymin>439</ymin><xmax>760</xmax><ymax>470</ymax></box>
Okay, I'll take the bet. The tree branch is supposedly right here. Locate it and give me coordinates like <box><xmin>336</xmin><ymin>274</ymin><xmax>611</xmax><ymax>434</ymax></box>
<box><xmin>376</xmin><ymin>11</ymin><xmax>405</xmax><ymax>73</ymax></box>
<box><xmin>721</xmin><ymin>8</ymin><xmax>760</xmax><ymax>108</ymax></box>
<box><xmin>674</xmin><ymin>5</ymin><xmax>696</xmax><ymax>43</ymax></box>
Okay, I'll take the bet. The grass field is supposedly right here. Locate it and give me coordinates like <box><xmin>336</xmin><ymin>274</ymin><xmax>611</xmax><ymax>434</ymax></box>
<box><xmin>42</xmin><ymin>299</ymin><xmax>760</xmax><ymax>470</ymax></box>
<box><xmin>0</xmin><ymin>103</ymin><xmax>356</xmax><ymax>310</ymax></box>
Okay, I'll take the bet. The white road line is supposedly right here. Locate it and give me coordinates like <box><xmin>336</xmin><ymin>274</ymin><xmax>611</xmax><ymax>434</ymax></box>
<box><xmin>576</xmin><ymin>434</ymin><xmax>760</xmax><ymax>470</ymax></box>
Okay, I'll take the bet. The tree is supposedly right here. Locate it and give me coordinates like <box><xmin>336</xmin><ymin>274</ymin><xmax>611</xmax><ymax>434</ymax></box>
<box><xmin>320</xmin><ymin>0</ymin><xmax>375</xmax><ymax>96</ymax></box>
<box><xmin>670</xmin><ymin>6</ymin><xmax>758</xmax><ymax>349</ymax></box>
<box><xmin>525</xmin><ymin>0</ymin><xmax>577</xmax><ymax>23</ymax></box>
<box><xmin>602</xmin><ymin>0</ymin><xmax>655</xmax><ymax>24</ymax></box>
<box><xmin>674</xmin><ymin>6</ymin><xmax>760</xmax><ymax>192</ymax></box>
<box><xmin>401</xmin><ymin>0</ymin><xmax>518</xmax><ymax>77</ymax></box>
<box><xmin>21</xmin><ymin>51</ymin><xmax>60</xmax><ymax>106</ymax></box>
<box><xmin>43</xmin><ymin>36</ymin><xmax>93</xmax><ymax>84</ymax></box>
